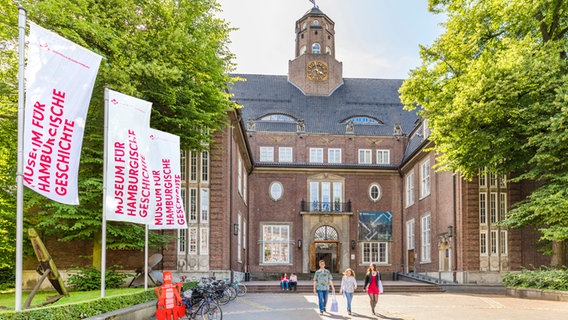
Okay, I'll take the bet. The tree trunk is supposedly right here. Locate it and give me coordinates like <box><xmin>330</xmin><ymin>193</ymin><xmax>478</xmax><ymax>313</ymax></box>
<box><xmin>92</xmin><ymin>230</ymin><xmax>102</xmax><ymax>270</ymax></box>
<box><xmin>550</xmin><ymin>240</ymin><xmax>566</xmax><ymax>268</ymax></box>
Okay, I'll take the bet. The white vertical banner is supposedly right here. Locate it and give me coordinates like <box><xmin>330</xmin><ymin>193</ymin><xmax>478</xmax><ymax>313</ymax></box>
<box><xmin>148</xmin><ymin>128</ymin><xmax>187</xmax><ymax>230</ymax></box>
<box><xmin>104</xmin><ymin>89</ymin><xmax>153</xmax><ymax>225</ymax></box>
<box><xmin>23</xmin><ymin>22</ymin><xmax>102</xmax><ymax>205</ymax></box>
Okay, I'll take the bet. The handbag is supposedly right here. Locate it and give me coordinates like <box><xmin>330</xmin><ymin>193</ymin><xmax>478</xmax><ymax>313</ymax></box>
<box><xmin>330</xmin><ymin>290</ymin><xmax>339</xmax><ymax>312</ymax></box>
<box><xmin>378</xmin><ymin>280</ymin><xmax>384</xmax><ymax>294</ymax></box>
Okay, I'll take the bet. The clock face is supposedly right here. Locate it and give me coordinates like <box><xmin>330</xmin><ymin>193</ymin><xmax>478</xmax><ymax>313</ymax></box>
<box><xmin>306</xmin><ymin>60</ymin><xmax>329</xmax><ymax>81</ymax></box>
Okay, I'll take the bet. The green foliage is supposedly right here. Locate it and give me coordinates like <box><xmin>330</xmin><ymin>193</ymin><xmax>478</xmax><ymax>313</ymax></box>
<box><xmin>0</xmin><ymin>267</ymin><xmax>15</xmax><ymax>291</ymax></box>
<box><xmin>66</xmin><ymin>266</ymin><xmax>131</xmax><ymax>291</ymax></box>
<box><xmin>181</xmin><ymin>280</ymin><xmax>199</xmax><ymax>292</ymax></box>
<box><xmin>0</xmin><ymin>289</ymin><xmax>155</xmax><ymax>320</ymax></box>
<box><xmin>0</xmin><ymin>0</ymin><xmax>239</xmax><ymax>266</ymax></box>
<box><xmin>400</xmin><ymin>0</ymin><xmax>568</xmax><ymax>243</ymax></box>
<box><xmin>502</xmin><ymin>267</ymin><xmax>568</xmax><ymax>291</ymax></box>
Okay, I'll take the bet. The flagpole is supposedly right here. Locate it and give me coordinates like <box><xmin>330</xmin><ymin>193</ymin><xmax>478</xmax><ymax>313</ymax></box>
<box><xmin>101</xmin><ymin>87</ymin><xmax>109</xmax><ymax>298</ymax></box>
<box><xmin>144</xmin><ymin>225</ymin><xmax>148</xmax><ymax>290</ymax></box>
<box><xmin>15</xmin><ymin>5</ymin><xmax>27</xmax><ymax>312</ymax></box>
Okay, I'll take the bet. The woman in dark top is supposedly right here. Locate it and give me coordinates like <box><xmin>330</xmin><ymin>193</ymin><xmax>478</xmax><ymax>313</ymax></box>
<box><xmin>363</xmin><ymin>263</ymin><xmax>381</xmax><ymax>315</ymax></box>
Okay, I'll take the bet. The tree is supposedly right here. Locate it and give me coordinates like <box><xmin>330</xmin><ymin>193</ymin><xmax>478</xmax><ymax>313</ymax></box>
<box><xmin>1</xmin><ymin>0</ymin><xmax>238</xmax><ymax>268</ymax></box>
<box><xmin>399</xmin><ymin>0</ymin><xmax>568</xmax><ymax>264</ymax></box>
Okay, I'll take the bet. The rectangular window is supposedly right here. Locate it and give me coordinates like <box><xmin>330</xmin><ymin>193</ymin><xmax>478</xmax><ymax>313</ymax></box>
<box><xmin>479</xmin><ymin>171</ymin><xmax>486</xmax><ymax>187</ymax></box>
<box><xmin>237</xmin><ymin>214</ymin><xmax>242</xmax><ymax>262</ymax></box>
<box><xmin>243</xmin><ymin>221</ymin><xmax>247</xmax><ymax>250</ymax></box>
<box><xmin>406</xmin><ymin>219</ymin><xmax>415</xmax><ymax>250</ymax></box>
<box><xmin>279</xmin><ymin>147</ymin><xmax>293</xmax><ymax>162</ymax></box>
<box><xmin>423</xmin><ymin>119</ymin><xmax>430</xmax><ymax>138</ymax></box>
<box><xmin>421</xmin><ymin>215</ymin><xmax>431</xmax><ymax>262</ymax></box>
<box><xmin>243</xmin><ymin>163</ymin><xmax>247</xmax><ymax>204</ymax></box>
<box><xmin>328</xmin><ymin>148</ymin><xmax>342</xmax><ymax>164</ymax></box>
<box><xmin>500</xmin><ymin>174</ymin><xmax>507</xmax><ymax>187</ymax></box>
<box><xmin>490</xmin><ymin>230</ymin><xmax>497</xmax><ymax>254</ymax></box>
<box><xmin>420</xmin><ymin>159</ymin><xmax>431</xmax><ymax>198</ymax></box>
<box><xmin>333</xmin><ymin>182</ymin><xmax>342</xmax><ymax>211</ymax></box>
<box><xmin>238</xmin><ymin>156</ymin><xmax>243</xmax><ymax>196</ymax></box>
<box><xmin>180</xmin><ymin>150</ymin><xmax>186</xmax><ymax>181</ymax></box>
<box><xmin>499</xmin><ymin>193</ymin><xmax>507</xmax><ymax>221</ymax></box>
<box><xmin>406</xmin><ymin>172</ymin><xmax>414</xmax><ymax>207</ymax></box>
<box><xmin>178</xmin><ymin>229</ymin><xmax>186</xmax><ymax>254</ymax></box>
<box><xmin>200</xmin><ymin>227</ymin><xmax>209</xmax><ymax>255</ymax></box>
<box><xmin>201</xmin><ymin>151</ymin><xmax>209</xmax><ymax>182</ymax></box>
<box><xmin>189</xmin><ymin>227</ymin><xmax>197</xmax><ymax>254</ymax></box>
<box><xmin>259</xmin><ymin>147</ymin><xmax>274</xmax><ymax>162</ymax></box>
<box><xmin>262</xmin><ymin>225</ymin><xmax>290</xmax><ymax>264</ymax></box>
<box><xmin>189</xmin><ymin>151</ymin><xmax>197</xmax><ymax>181</ymax></box>
<box><xmin>376</xmin><ymin>149</ymin><xmax>390</xmax><ymax>164</ymax></box>
<box><xmin>362</xmin><ymin>242</ymin><xmax>388</xmax><ymax>264</ymax></box>
<box><xmin>489</xmin><ymin>174</ymin><xmax>498</xmax><ymax>187</ymax></box>
<box><xmin>189</xmin><ymin>188</ymin><xmax>197</xmax><ymax>222</ymax></box>
<box><xmin>490</xmin><ymin>192</ymin><xmax>497</xmax><ymax>224</ymax></box>
<box><xmin>479</xmin><ymin>193</ymin><xmax>487</xmax><ymax>225</ymax></box>
<box><xmin>358</xmin><ymin>149</ymin><xmax>372</xmax><ymax>164</ymax></box>
<box><xmin>500</xmin><ymin>230</ymin><xmax>508</xmax><ymax>255</ymax></box>
<box><xmin>480</xmin><ymin>232</ymin><xmax>487</xmax><ymax>255</ymax></box>
<box><xmin>309</xmin><ymin>148</ymin><xmax>323</xmax><ymax>163</ymax></box>
<box><xmin>200</xmin><ymin>188</ymin><xmax>209</xmax><ymax>222</ymax></box>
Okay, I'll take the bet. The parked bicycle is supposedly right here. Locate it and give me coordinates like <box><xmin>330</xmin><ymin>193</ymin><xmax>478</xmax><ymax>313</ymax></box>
<box><xmin>181</xmin><ymin>284</ymin><xmax>222</xmax><ymax>320</ymax></box>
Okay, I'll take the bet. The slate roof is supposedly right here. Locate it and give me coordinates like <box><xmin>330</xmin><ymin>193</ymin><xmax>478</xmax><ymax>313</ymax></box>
<box><xmin>229</xmin><ymin>74</ymin><xmax>420</xmax><ymax>137</ymax></box>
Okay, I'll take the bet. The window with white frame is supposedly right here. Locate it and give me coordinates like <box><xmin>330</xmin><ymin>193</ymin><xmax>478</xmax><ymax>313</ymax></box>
<box><xmin>423</xmin><ymin>119</ymin><xmax>430</xmax><ymax>138</ymax></box>
<box><xmin>490</xmin><ymin>230</ymin><xmax>497</xmax><ymax>254</ymax></box>
<box><xmin>260</xmin><ymin>147</ymin><xmax>274</xmax><ymax>162</ymax></box>
<box><xmin>243</xmin><ymin>165</ymin><xmax>247</xmax><ymax>203</ymax></box>
<box><xmin>406</xmin><ymin>219</ymin><xmax>415</xmax><ymax>250</ymax></box>
<box><xmin>200</xmin><ymin>227</ymin><xmax>209</xmax><ymax>254</ymax></box>
<box><xmin>479</xmin><ymin>170</ymin><xmax>486</xmax><ymax>187</ymax></box>
<box><xmin>420</xmin><ymin>159</ymin><xmax>431</xmax><ymax>198</ymax></box>
<box><xmin>238</xmin><ymin>157</ymin><xmax>243</xmax><ymax>195</ymax></box>
<box><xmin>178</xmin><ymin>229</ymin><xmax>186</xmax><ymax>254</ymax></box>
<box><xmin>201</xmin><ymin>151</ymin><xmax>209</xmax><ymax>182</ymax></box>
<box><xmin>312</xmin><ymin>43</ymin><xmax>321</xmax><ymax>54</ymax></box>
<box><xmin>406</xmin><ymin>172</ymin><xmax>414</xmax><ymax>207</ymax></box>
<box><xmin>189</xmin><ymin>227</ymin><xmax>197</xmax><ymax>254</ymax></box>
<box><xmin>358</xmin><ymin>149</ymin><xmax>372</xmax><ymax>164</ymax></box>
<box><xmin>279</xmin><ymin>147</ymin><xmax>293</xmax><ymax>162</ymax></box>
<box><xmin>309</xmin><ymin>148</ymin><xmax>324</xmax><ymax>163</ymax></box>
<box><xmin>490</xmin><ymin>173</ymin><xmax>498</xmax><ymax>187</ymax></box>
<box><xmin>243</xmin><ymin>221</ymin><xmax>247</xmax><ymax>250</ymax></box>
<box><xmin>376</xmin><ymin>150</ymin><xmax>390</xmax><ymax>164</ymax></box>
<box><xmin>261</xmin><ymin>225</ymin><xmax>290</xmax><ymax>264</ymax></box>
<box><xmin>237</xmin><ymin>214</ymin><xmax>242</xmax><ymax>262</ymax></box>
<box><xmin>328</xmin><ymin>148</ymin><xmax>342</xmax><ymax>164</ymax></box>
<box><xmin>362</xmin><ymin>242</ymin><xmax>388</xmax><ymax>264</ymax></box>
<box><xmin>190</xmin><ymin>151</ymin><xmax>197</xmax><ymax>181</ymax></box>
<box><xmin>499</xmin><ymin>230</ymin><xmax>508</xmax><ymax>255</ymax></box>
<box><xmin>479</xmin><ymin>193</ymin><xmax>487</xmax><ymax>224</ymax></box>
<box><xmin>309</xmin><ymin>181</ymin><xmax>343</xmax><ymax>212</ymax></box>
<box><xmin>421</xmin><ymin>215</ymin><xmax>431</xmax><ymax>262</ymax></box>
<box><xmin>189</xmin><ymin>188</ymin><xmax>197</xmax><ymax>222</ymax></box>
<box><xmin>499</xmin><ymin>193</ymin><xmax>507</xmax><ymax>221</ymax></box>
<box><xmin>480</xmin><ymin>231</ymin><xmax>487</xmax><ymax>255</ymax></box>
<box><xmin>369</xmin><ymin>183</ymin><xmax>381</xmax><ymax>202</ymax></box>
<box><xmin>490</xmin><ymin>192</ymin><xmax>497</xmax><ymax>224</ymax></box>
<box><xmin>200</xmin><ymin>188</ymin><xmax>209</xmax><ymax>222</ymax></box>
<box><xmin>180</xmin><ymin>151</ymin><xmax>186</xmax><ymax>181</ymax></box>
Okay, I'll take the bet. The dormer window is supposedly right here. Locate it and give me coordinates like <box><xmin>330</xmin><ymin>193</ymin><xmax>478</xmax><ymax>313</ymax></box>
<box><xmin>312</xmin><ymin>43</ymin><xmax>321</xmax><ymax>54</ymax></box>
<box><xmin>345</xmin><ymin>116</ymin><xmax>381</xmax><ymax>124</ymax></box>
<box><xmin>260</xmin><ymin>114</ymin><xmax>295</xmax><ymax>122</ymax></box>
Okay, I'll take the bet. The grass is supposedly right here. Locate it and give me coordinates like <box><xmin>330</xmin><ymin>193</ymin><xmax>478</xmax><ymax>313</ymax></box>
<box><xmin>0</xmin><ymin>287</ymin><xmax>150</xmax><ymax>311</ymax></box>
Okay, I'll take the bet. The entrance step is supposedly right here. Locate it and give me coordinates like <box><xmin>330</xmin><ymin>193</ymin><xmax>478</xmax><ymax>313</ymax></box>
<box><xmin>243</xmin><ymin>280</ymin><xmax>443</xmax><ymax>294</ymax></box>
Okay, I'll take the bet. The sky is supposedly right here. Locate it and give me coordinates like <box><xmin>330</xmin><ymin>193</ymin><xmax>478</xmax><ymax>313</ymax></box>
<box><xmin>216</xmin><ymin>0</ymin><xmax>446</xmax><ymax>79</ymax></box>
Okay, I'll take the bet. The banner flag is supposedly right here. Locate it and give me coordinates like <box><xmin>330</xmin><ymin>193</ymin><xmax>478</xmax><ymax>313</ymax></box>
<box><xmin>104</xmin><ymin>89</ymin><xmax>153</xmax><ymax>225</ymax></box>
<box><xmin>148</xmin><ymin>129</ymin><xmax>187</xmax><ymax>230</ymax></box>
<box><xmin>23</xmin><ymin>22</ymin><xmax>102</xmax><ymax>205</ymax></box>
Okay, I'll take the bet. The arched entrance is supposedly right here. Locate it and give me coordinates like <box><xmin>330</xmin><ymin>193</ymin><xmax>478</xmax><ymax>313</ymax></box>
<box><xmin>309</xmin><ymin>225</ymin><xmax>340</xmax><ymax>273</ymax></box>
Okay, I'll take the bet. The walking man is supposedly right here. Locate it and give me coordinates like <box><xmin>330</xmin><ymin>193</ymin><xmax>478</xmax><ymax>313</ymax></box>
<box><xmin>313</xmin><ymin>259</ymin><xmax>335</xmax><ymax>315</ymax></box>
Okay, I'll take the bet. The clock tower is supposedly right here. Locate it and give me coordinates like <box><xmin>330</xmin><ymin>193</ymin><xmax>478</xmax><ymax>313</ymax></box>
<box><xmin>288</xmin><ymin>5</ymin><xmax>343</xmax><ymax>96</ymax></box>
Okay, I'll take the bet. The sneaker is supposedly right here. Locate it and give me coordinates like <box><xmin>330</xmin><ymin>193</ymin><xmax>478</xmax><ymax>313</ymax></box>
<box><xmin>348</xmin><ymin>311</ymin><xmax>352</xmax><ymax>315</ymax></box>
<box><xmin>320</xmin><ymin>311</ymin><xmax>324</xmax><ymax>315</ymax></box>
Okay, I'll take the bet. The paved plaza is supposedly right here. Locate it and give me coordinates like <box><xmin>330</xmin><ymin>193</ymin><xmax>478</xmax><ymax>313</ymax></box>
<box><xmin>219</xmin><ymin>292</ymin><xmax>568</xmax><ymax>320</ymax></box>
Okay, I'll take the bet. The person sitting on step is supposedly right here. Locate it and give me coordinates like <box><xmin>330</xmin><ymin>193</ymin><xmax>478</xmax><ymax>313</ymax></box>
<box><xmin>289</xmin><ymin>272</ymin><xmax>298</xmax><ymax>291</ymax></box>
<box><xmin>280</xmin><ymin>273</ymin><xmax>290</xmax><ymax>290</ymax></box>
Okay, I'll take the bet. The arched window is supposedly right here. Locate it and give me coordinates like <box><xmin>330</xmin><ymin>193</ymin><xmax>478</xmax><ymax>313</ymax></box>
<box><xmin>260</xmin><ymin>114</ymin><xmax>295</xmax><ymax>122</ymax></box>
<box><xmin>312</xmin><ymin>43</ymin><xmax>321</xmax><ymax>54</ymax></box>
<box><xmin>313</xmin><ymin>19</ymin><xmax>319</xmax><ymax>26</ymax></box>
<box><xmin>344</xmin><ymin>116</ymin><xmax>381</xmax><ymax>124</ymax></box>
<box><xmin>300</xmin><ymin>45</ymin><xmax>307</xmax><ymax>55</ymax></box>
<box><xmin>314</xmin><ymin>225</ymin><xmax>338</xmax><ymax>240</ymax></box>
<box><xmin>326</xmin><ymin>46</ymin><xmax>331</xmax><ymax>55</ymax></box>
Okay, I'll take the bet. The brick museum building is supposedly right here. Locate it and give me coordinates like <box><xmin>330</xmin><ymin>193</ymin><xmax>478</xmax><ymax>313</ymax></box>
<box><xmin>25</xmin><ymin>4</ymin><xmax>553</xmax><ymax>286</ymax></box>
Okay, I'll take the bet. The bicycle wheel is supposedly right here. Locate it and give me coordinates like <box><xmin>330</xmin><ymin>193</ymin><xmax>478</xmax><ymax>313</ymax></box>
<box><xmin>226</xmin><ymin>285</ymin><xmax>237</xmax><ymax>301</ymax></box>
<box><xmin>199</xmin><ymin>300</ymin><xmax>222</xmax><ymax>320</ymax></box>
<box><xmin>216</xmin><ymin>289</ymin><xmax>230</xmax><ymax>305</ymax></box>
<box><xmin>236</xmin><ymin>283</ymin><xmax>247</xmax><ymax>296</ymax></box>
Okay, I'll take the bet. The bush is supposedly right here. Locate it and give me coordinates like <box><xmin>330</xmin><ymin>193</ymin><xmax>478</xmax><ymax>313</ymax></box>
<box><xmin>0</xmin><ymin>267</ymin><xmax>15</xmax><ymax>291</ymax></box>
<box><xmin>502</xmin><ymin>267</ymin><xmax>568</xmax><ymax>291</ymax></box>
<box><xmin>0</xmin><ymin>289</ymin><xmax>155</xmax><ymax>320</ymax></box>
<box><xmin>67</xmin><ymin>266</ymin><xmax>131</xmax><ymax>291</ymax></box>
<box><xmin>181</xmin><ymin>280</ymin><xmax>199</xmax><ymax>292</ymax></box>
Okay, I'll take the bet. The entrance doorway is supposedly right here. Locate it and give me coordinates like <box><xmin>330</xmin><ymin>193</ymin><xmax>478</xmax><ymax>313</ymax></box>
<box><xmin>309</xmin><ymin>225</ymin><xmax>340</xmax><ymax>272</ymax></box>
